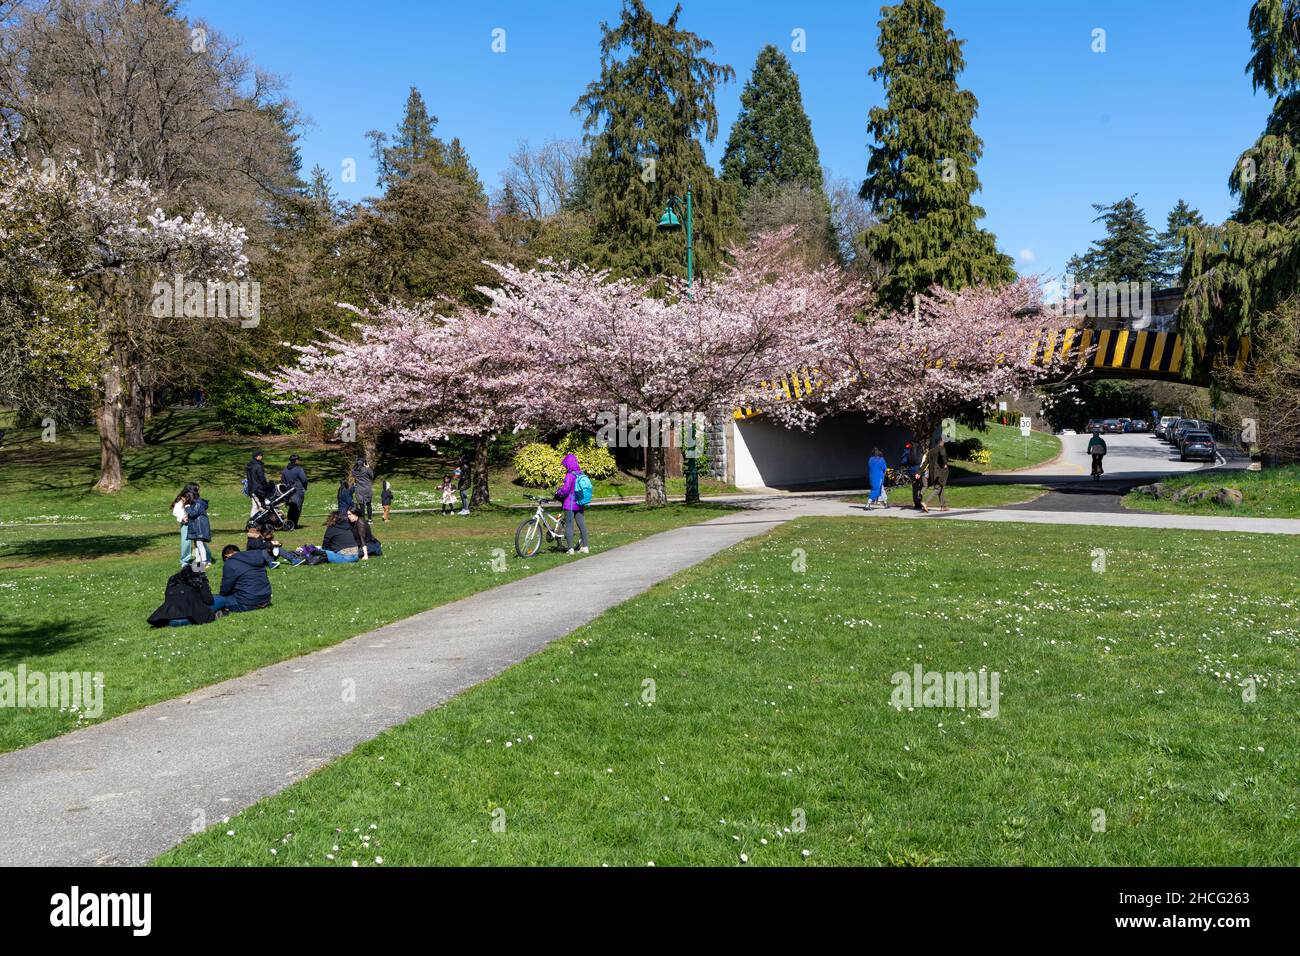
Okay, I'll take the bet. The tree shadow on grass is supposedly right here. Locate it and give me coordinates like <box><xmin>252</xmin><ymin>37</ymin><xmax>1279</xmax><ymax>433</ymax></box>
<box><xmin>0</xmin><ymin>533</ymin><xmax>165</xmax><ymax>563</ymax></box>
<box><xmin>0</xmin><ymin>618</ymin><xmax>100</xmax><ymax>668</ymax></box>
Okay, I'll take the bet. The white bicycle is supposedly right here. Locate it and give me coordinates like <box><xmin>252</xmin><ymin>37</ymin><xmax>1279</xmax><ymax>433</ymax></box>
<box><xmin>514</xmin><ymin>494</ymin><xmax>565</xmax><ymax>558</ymax></box>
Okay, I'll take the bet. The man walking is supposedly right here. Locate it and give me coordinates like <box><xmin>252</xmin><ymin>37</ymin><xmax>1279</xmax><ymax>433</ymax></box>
<box><xmin>282</xmin><ymin>454</ymin><xmax>308</xmax><ymax>528</ymax></box>
<box><xmin>901</xmin><ymin>441</ymin><xmax>924</xmax><ymax>510</ymax></box>
<box><xmin>920</xmin><ymin>437</ymin><xmax>950</xmax><ymax>513</ymax></box>
<box><xmin>245</xmin><ymin>450</ymin><xmax>272</xmax><ymax>518</ymax></box>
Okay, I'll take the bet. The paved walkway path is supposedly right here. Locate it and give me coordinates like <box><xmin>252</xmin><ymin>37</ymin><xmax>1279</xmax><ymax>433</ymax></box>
<box><xmin>0</xmin><ymin>496</ymin><xmax>847</xmax><ymax>867</ymax></box>
<box><xmin>859</xmin><ymin>503</ymin><xmax>1300</xmax><ymax>535</ymax></box>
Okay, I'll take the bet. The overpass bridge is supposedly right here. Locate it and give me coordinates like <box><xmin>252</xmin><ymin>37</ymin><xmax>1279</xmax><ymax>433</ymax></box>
<box><xmin>717</xmin><ymin>287</ymin><xmax>1250</xmax><ymax>490</ymax></box>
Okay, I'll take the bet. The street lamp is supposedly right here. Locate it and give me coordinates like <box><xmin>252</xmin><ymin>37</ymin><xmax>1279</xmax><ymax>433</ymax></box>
<box><xmin>657</xmin><ymin>188</ymin><xmax>693</xmax><ymax>300</ymax></box>
<box><xmin>658</xmin><ymin>188</ymin><xmax>699</xmax><ymax>503</ymax></box>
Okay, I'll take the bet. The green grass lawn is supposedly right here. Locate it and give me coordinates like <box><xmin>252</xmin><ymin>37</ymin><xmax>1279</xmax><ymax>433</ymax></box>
<box><xmin>847</xmin><ymin>484</ymin><xmax>1049</xmax><ymax>509</ymax></box>
<box><xmin>0</xmin><ymin>412</ymin><xmax>737</xmax><ymax>752</ymax></box>
<box><xmin>159</xmin><ymin>517</ymin><xmax>1299</xmax><ymax>867</ymax></box>
<box><xmin>1123</xmin><ymin>465</ymin><xmax>1300</xmax><ymax>520</ymax></box>
<box><xmin>950</xmin><ymin>421</ymin><xmax>1061</xmax><ymax>477</ymax></box>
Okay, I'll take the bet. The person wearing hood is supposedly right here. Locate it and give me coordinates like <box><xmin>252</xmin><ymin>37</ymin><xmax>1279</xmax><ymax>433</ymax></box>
<box><xmin>866</xmin><ymin>447</ymin><xmax>888</xmax><ymax>509</ymax></box>
<box><xmin>183</xmin><ymin>484</ymin><xmax>213</xmax><ymax>569</ymax></box>
<box><xmin>553</xmin><ymin>452</ymin><xmax>590</xmax><ymax>555</ymax></box>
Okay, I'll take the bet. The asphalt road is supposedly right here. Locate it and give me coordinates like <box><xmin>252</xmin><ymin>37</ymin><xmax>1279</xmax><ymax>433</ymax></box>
<box><xmin>1000</xmin><ymin>431</ymin><xmax>1249</xmax><ymax>513</ymax></box>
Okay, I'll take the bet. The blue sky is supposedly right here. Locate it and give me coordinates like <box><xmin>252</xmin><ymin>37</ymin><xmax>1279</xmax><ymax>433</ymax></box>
<box><xmin>187</xmin><ymin>0</ymin><xmax>1268</xmax><ymax>282</ymax></box>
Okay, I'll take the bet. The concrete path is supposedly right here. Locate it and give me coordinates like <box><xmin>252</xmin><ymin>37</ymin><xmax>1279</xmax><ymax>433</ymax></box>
<box><xmin>0</xmin><ymin>496</ymin><xmax>848</xmax><ymax>867</ymax></box>
<box><xmin>859</xmin><ymin>503</ymin><xmax>1300</xmax><ymax>535</ymax></box>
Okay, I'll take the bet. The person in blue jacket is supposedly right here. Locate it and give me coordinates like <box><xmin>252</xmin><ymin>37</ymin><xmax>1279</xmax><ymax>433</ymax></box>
<box><xmin>867</xmin><ymin>447</ymin><xmax>889</xmax><ymax>509</ymax></box>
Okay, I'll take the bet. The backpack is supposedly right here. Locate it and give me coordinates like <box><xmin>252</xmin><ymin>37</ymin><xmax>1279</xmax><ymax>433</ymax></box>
<box><xmin>573</xmin><ymin>472</ymin><xmax>593</xmax><ymax>507</ymax></box>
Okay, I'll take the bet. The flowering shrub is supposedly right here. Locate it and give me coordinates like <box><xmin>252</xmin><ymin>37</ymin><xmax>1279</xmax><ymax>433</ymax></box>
<box><xmin>513</xmin><ymin>443</ymin><xmax>565</xmax><ymax>487</ymax></box>
<box><xmin>555</xmin><ymin>433</ymin><xmax>618</xmax><ymax>479</ymax></box>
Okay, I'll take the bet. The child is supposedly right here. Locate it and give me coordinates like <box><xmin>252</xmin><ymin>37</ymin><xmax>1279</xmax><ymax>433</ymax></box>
<box><xmin>183</xmin><ymin>484</ymin><xmax>213</xmax><ymax>570</ymax></box>
<box><xmin>170</xmin><ymin>483</ymin><xmax>198</xmax><ymax>567</ymax></box>
<box><xmin>440</xmin><ymin>476</ymin><xmax>455</xmax><ymax>516</ymax></box>
<box><xmin>381</xmin><ymin>479</ymin><xmax>393</xmax><ymax>522</ymax></box>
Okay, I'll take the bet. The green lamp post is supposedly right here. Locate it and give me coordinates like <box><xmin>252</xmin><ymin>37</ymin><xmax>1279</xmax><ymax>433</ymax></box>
<box><xmin>658</xmin><ymin>188</ymin><xmax>699</xmax><ymax>504</ymax></box>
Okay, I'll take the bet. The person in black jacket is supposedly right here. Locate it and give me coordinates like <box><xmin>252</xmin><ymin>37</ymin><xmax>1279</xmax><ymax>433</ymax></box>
<box><xmin>149</xmin><ymin>565</ymin><xmax>217</xmax><ymax>627</ymax></box>
<box><xmin>337</xmin><ymin>476</ymin><xmax>354</xmax><ymax>515</ymax></box>
<box><xmin>281</xmin><ymin>454</ymin><xmax>308</xmax><ymax>528</ymax></box>
<box><xmin>245</xmin><ymin>451</ymin><xmax>272</xmax><ymax>518</ymax></box>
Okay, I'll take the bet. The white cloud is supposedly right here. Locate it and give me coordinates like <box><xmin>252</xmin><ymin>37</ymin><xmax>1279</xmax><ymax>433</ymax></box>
<box><xmin>1018</xmin><ymin>248</ymin><xmax>1037</xmax><ymax>263</ymax></box>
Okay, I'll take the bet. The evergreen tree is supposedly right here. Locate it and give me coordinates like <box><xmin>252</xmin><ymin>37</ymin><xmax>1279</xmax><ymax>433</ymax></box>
<box><xmin>1180</xmin><ymin>0</ymin><xmax>1300</xmax><ymax>375</ymax></box>
<box><xmin>722</xmin><ymin>45</ymin><xmax>824</xmax><ymax>198</ymax></box>
<box><xmin>367</xmin><ymin>87</ymin><xmax>485</xmax><ymax>199</ymax></box>
<box><xmin>573</xmin><ymin>0</ymin><xmax>737</xmax><ymax>280</ymax></box>
<box><xmin>859</xmin><ymin>0</ymin><xmax>1013</xmax><ymax>308</ymax></box>
<box><xmin>1155</xmin><ymin>199</ymin><xmax>1206</xmax><ymax>287</ymax></box>
<box><xmin>1066</xmin><ymin>196</ymin><xmax>1161</xmax><ymax>284</ymax></box>
<box><xmin>722</xmin><ymin>45</ymin><xmax>835</xmax><ymax>264</ymax></box>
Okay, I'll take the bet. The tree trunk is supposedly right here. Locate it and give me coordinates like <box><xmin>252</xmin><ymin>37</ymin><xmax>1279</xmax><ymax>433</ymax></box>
<box><xmin>143</xmin><ymin>385</ymin><xmax>155</xmax><ymax>421</ymax></box>
<box><xmin>472</xmin><ymin>433</ymin><xmax>491</xmax><ymax>506</ymax></box>
<box><xmin>123</xmin><ymin>365</ymin><xmax>145</xmax><ymax>449</ymax></box>
<box><xmin>644</xmin><ymin>443</ymin><xmax>668</xmax><ymax>506</ymax></box>
<box><xmin>360</xmin><ymin>431</ymin><xmax>379</xmax><ymax>466</ymax></box>
<box><xmin>94</xmin><ymin>362</ymin><xmax>125</xmax><ymax>493</ymax></box>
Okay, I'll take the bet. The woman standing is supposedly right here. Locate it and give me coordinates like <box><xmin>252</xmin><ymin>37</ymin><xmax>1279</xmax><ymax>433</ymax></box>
<box><xmin>351</xmin><ymin>456</ymin><xmax>376</xmax><ymax>521</ymax></box>
<box><xmin>337</xmin><ymin>476</ymin><xmax>354</xmax><ymax>515</ymax></box>
<box><xmin>867</xmin><ymin>447</ymin><xmax>889</xmax><ymax>509</ymax></box>
<box><xmin>170</xmin><ymin>483</ymin><xmax>199</xmax><ymax>567</ymax></box>
<box><xmin>183</xmin><ymin>484</ymin><xmax>213</xmax><ymax>568</ymax></box>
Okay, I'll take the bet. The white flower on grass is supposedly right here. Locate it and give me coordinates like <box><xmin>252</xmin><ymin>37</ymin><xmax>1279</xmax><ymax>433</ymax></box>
<box><xmin>740</xmin><ymin>853</ymin><xmax>748</xmax><ymax>863</ymax></box>
<box><xmin>801</xmin><ymin>850</ymin><xmax>811</xmax><ymax>858</ymax></box>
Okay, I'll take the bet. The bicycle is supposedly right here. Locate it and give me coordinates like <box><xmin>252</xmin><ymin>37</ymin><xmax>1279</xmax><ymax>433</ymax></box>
<box><xmin>514</xmin><ymin>494</ymin><xmax>565</xmax><ymax>558</ymax></box>
<box><xmin>1090</xmin><ymin>454</ymin><xmax>1104</xmax><ymax>482</ymax></box>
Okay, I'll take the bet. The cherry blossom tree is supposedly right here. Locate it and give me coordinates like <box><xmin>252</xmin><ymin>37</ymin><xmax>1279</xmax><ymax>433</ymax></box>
<box><xmin>763</xmin><ymin>276</ymin><xmax>1076</xmax><ymax>446</ymax></box>
<box><xmin>256</xmin><ymin>301</ymin><xmax>518</xmax><ymax>505</ymax></box>
<box><xmin>0</xmin><ymin>154</ymin><xmax>249</xmax><ymax>490</ymax></box>
<box><xmin>471</xmin><ymin>233</ymin><xmax>863</xmax><ymax>503</ymax></box>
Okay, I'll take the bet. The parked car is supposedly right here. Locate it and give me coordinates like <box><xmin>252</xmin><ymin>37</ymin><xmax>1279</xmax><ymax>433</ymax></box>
<box><xmin>1086</xmin><ymin>419</ymin><xmax>1104</xmax><ymax>433</ymax></box>
<box><xmin>1059</xmin><ymin>428</ymin><xmax>1077</xmax><ymax>436</ymax></box>
<box><xmin>1171</xmin><ymin>419</ymin><xmax>1207</xmax><ymax>449</ymax></box>
<box><xmin>1102</xmin><ymin>419</ymin><xmax>1123</xmax><ymax>433</ymax></box>
<box><xmin>1125</xmin><ymin>419</ymin><xmax>1148</xmax><ymax>433</ymax></box>
<box><xmin>1167</xmin><ymin>418</ymin><xmax>1197</xmax><ymax>445</ymax></box>
<box><xmin>1180</xmin><ymin>431</ymin><xmax>1217</xmax><ymax>462</ymax></box>
<box><xmin>1155</xmin><ymin>415</ymin><xmax>1177</xmax><ymax>438</ymax></box>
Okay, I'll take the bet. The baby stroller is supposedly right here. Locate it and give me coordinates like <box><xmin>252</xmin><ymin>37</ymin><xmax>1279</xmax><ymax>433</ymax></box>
<box><xmin>251</xmin><ymin>482</ymin><xmax>297</xmax><ymax>532</ymax></box>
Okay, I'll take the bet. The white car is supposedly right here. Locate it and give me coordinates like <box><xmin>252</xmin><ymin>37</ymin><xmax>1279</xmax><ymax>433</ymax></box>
<box><xmin>1058</xmin><ymin>429</ymin><xmax>1077</xmax><ymax>436</ymax></box>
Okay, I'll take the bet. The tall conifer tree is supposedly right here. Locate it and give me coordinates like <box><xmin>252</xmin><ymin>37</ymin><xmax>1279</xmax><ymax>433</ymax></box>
<box><xmin>860</xmin><ymin>0</ymin><xmax>1013</xmax><ymax>308</ymax></box>
<box><xmin>574</xmin><ymin>0</ymin><xmax>736</xmax><ymax>279</ymax></box>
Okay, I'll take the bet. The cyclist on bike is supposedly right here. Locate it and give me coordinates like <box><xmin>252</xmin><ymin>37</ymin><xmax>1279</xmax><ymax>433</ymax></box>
<box><xmin>1087</xmin><ymin>431</ymin><xmax>1107</xmax><ymax>479</ymax></box>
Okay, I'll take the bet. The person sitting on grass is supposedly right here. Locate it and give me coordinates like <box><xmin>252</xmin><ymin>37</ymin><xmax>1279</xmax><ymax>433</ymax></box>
<box><xmin>320</xmin><ymin>509</ymin><xmax>370</xmax><ymax>563</ymax></box>
<box><xmin>245</xmin><ymin>521</ymin><xmax>281</xmax><ymax>553</ymax></box>
<box><xmin>164</xmin><ymin>543</ymin><xmax>277</xmax><ymax>624</ymax></box>
<box><xmin>213</xmin><ymin>543</ymin><xmax>278</xmax><ymax>613</ymax></box>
